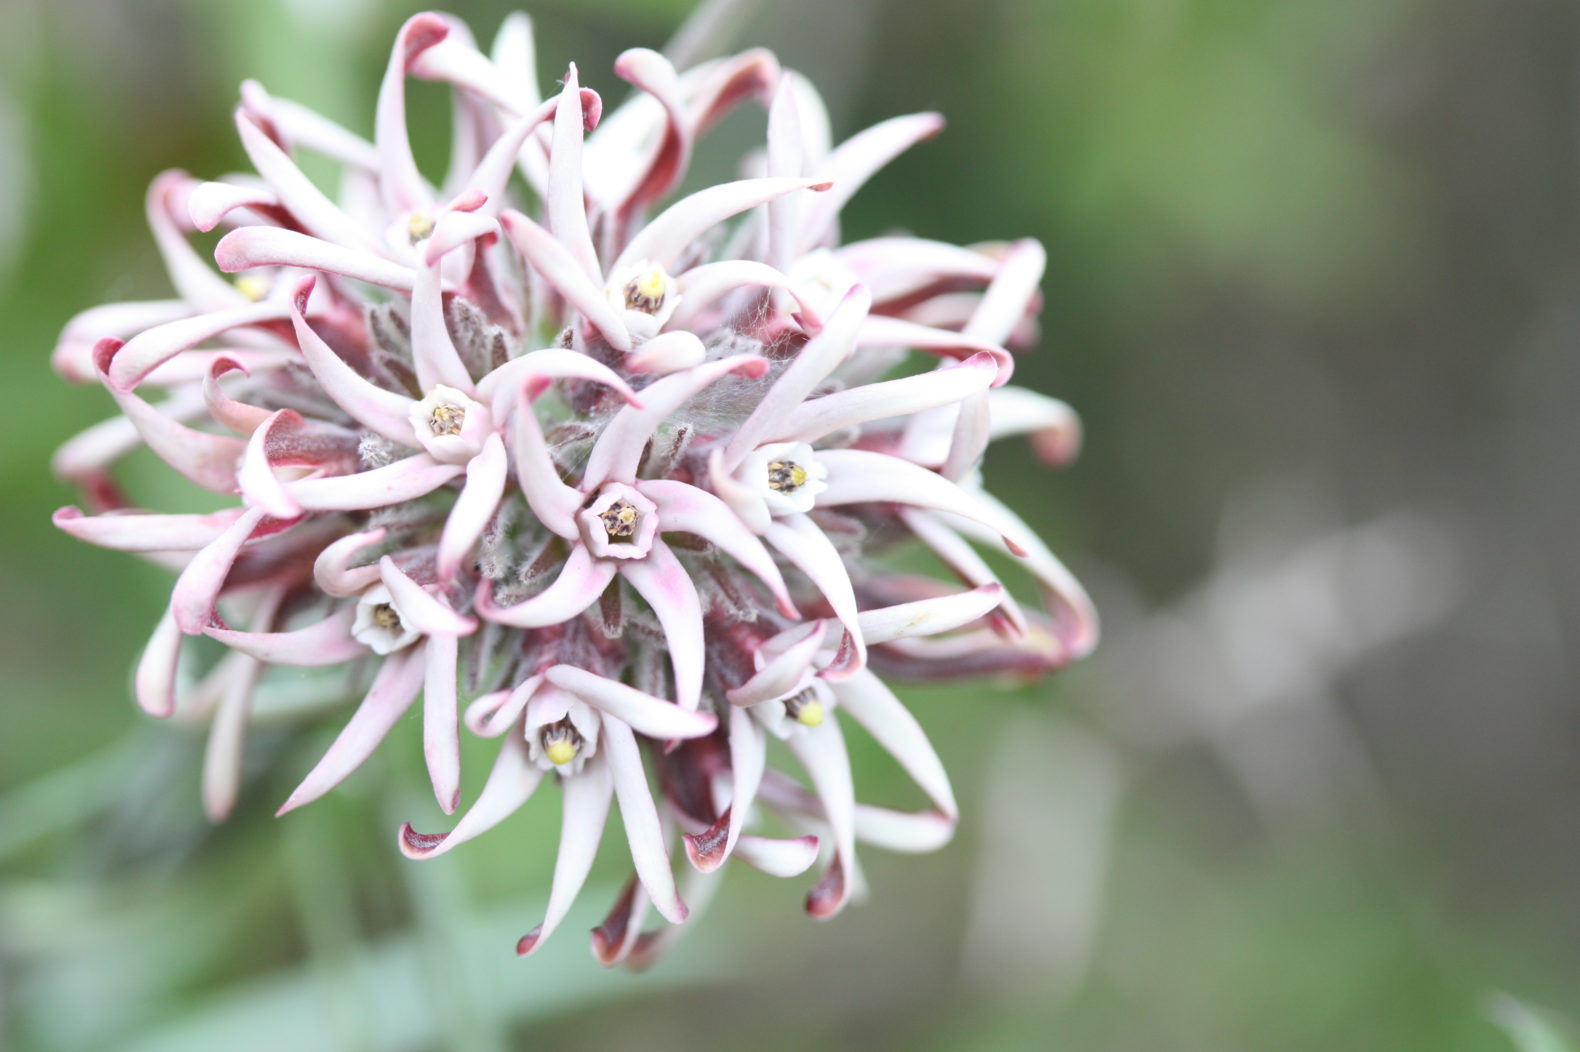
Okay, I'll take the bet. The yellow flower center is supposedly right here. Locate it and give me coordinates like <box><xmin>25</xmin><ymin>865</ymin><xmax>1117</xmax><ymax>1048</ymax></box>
<box><xmin>541</xmin><ymin>720</ymin><xmax>583</xmax><ymax>766</ymax></box>
<box><xmin>784</xmin><ymin>689</ymin><xmax>825</xmax><ymax>727</ymax></box>
<box><xmin>622</xmin><ymin>266</ymin><xmax>668</xmax><ymax>314</ymax></box>
<box><xmin>427</xmin><ymin>403</ymin><xmax>466</xmax><ymax>436</ymax></box>
<box><xmin>767</xmin><ymin>459</ymin><xmax>810</xmax><ymax>493</ymax></box>
<box><xmin>599</xmin><ymin>499</ymin><xmax>641</xmax><ymax>539</ymax></box>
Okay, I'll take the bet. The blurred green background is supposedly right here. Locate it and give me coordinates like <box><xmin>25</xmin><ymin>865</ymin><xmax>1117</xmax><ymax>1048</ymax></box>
<box><xmin>3</xmin><ymin>0</ymin><xmax>1578</xmax><ymax>1049</ymax></box>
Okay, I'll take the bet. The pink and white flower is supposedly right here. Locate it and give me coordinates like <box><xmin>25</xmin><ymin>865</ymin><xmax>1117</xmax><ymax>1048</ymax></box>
<box><xmin>51</xmin><ymin>11</ymin><xmax>1097</xmax><ymax>964</ymax></box>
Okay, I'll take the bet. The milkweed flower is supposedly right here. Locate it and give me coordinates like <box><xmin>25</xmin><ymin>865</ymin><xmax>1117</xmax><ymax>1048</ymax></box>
<box><xmin>51</xmin><ymin>10</ymin><xmax>1097</xmax><ymax>965</ymax></box>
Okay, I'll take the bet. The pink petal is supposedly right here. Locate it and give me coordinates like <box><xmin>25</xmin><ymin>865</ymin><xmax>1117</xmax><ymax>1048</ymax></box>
<box><xmin>399</xmin><ymin>733</ymin><xmax>544</xmax><ymax>859</ymax></box>
<box><xmin>408</xmin><ymin>257</ymin><xmax>477</xmax><ymax>393</ymax></box>
<box><xmin>53</xmin><ymin>505</ymin><xmax>246</xmax><ymax>553</ymax></box>
<box><xmin>723</xmin><ymin>621</ymin><xmax>827</xmax><ymax>706</ymax></box>
<box><xmin>854</xmin><ymin>806</ymin><xmax>955</xmax><ymax>853</ymax></box>
<box><xmin>515</xmin><ymin>760</ymin><xmax>613</xmax><ymax>957</ymax></box>
<box><xmin>799</xmin><ymin>112</ymin><xmax>945</xmax><ymax>253</ymax></box>
<box><xmin>241</xmin><ymin>79</ymin><xmax>380</xmax><ymax>170</ymax></box>
<box><xmin>474</xmin><ymin>544</ymin><xmax>615</xmax><ymax>628</ymax></box>
<box><xmin>499</xmin><ymin>209</ymin><xmax>629</xmax><ymax>351</ymax></box>
<box><xmin>145</xmin><ymin>171</ymin><xmax>244</xmax><ymax>310</ymax></box>
<box><xmin>612</xmin><ymin>176</ymin><xmax>832</xmax><ymax>275</ymax></box>
<box><xmin>376</xmin><ymin>14</ymin><xmax>448</xmax><ymax>215</ymax></box>
<box><xmin>276</xmin><ymin>647</ymin><xmax>426</xmax><ymax>815</ymax></box>
<box><xmin>281</xmin><ymin>455</ymin><xmax>463</xmax><ymax>512</ymax></box>
<box><xmin>775</xmin><ymin>351</ymin><xmax>999</xmax><ymax>447</ymax></box>
<box><xmin>378</xmin><ymin>557</ymin><xmax>477</xmax><ymax>636</ymax></box>
<box><xmin>187</xmin><ymin>180</ymin><xmax>278</xmax><ymax>232</ymax></box>
<box><xmin>722</xmin><ymin>285</ymin><xmax>869</xmax><ymax>470</ymax></box>
<box><xmin>106</xmin><ymin>299</ymin><xmax>293</xmax><ymax>392</ymax></box>
<box><xmin>582</xmin><ymin>353</ymin><xmax>765</xmax><ymax>490</ymax></box>
<box><xmin>423</xmin><ymin>631</ymin><xmax>461</xmax><ymax>814</ymax></box>
<box><xmin>205</xmin><ymin>605</ymin><xmax>366</xmax><ymax>666</ymax></box>
<box><xmin>766</xmin><ymin>77</ymin><xmax>804</xmax><ymax>271</ymax></box>
<box><xmin>202</xmin><ymin>357</ymin><xmax>275</xmax><ymax>434</ymax></box>
<box><xmin>215</xmin><ymin>226</ymin><xmax>417</xmax><ymax>291</ymax></box>
<box><xmin>705</xmin><ymin>446</ymin><xmax>771</xmax><ymax>534</ymax></box>
<box><xmin>624</xmin><ymin>330</ymin><xmax>706</xmax><ymax>375</ymax></box>
<box><xmin>784</xmin><ymin>720</ymin><xmax>858</xmax><ymax>919</ymax></box>
<box><xmin>435</xmin><ymin>434</ymin><xmax>507</xmax><ymax>582</ymax></box>
<box><xmin>546</xmin><ymin>64</ymin><xmax>601</xmax><ymax>282</ymax></box>
<box><xmin>735</xmin><ymin>834</ymin><xmax>820</xmax><ymax>878</ymax></box>
<box><xmin>467</xmin><ymin>87</ymin><xmax>600</xmax><ymax>213</ymax></box>
<box><xmin>763</xmin><ymin>514</ymin><xmax>866</xmax><ymax>677</ymax></box>
<box><xmin>833</xmin><ymin>669</ymin><xmax>956</xmax><ymax>819</ymax></box>
<box><xmin>507</xmin><ymin>391</ymin><xmax>582</xmax><ymax>539</ymax></box>
<box><xmin>465</xmin><ymin>674</ymin><xmax>543</xmax><ymax>738</ymax></box>
<box><xmin>54</xmin><ymin>299</ymin><xmax>190</xmax><ymax>382</ymax></box>
<box><xmin>202</xmin><ymin>588</ymin><xmax>284</xmax><ymax>821</ymax></box>
<box><xmin>170</xmin><ymin>505</ymin><xmax>275</xmax><ymax>633</ymax></box>
<box><xmin>288</xmin><ymin>277</ymin><xmax>415</xmax><ymax>444</ymax></box>
<box><xmin>421</xmin><ymin>207</ymin><xmax>499</xmax><ymax>265</ymax></box>
<box><xmin>96</xmin><ymin>346</ymin><xmax>245</xmax><ymax>493</ymax></box>
<box><xmin>962</xmin><ymin>238</ymin><xmax>1046</xmax><ymax>346</ymax></box>
<box><xmin>602</xmin><ymin>718</ymin><xmax>687</xmax><ymax>924</ymax></box>
<box><xmin>857</xmin><ymin>583</ymin><xmax>1005</xmax><ymax>645</ymax></box>
<box><xmin>609</xmin><ymin>48</ymin><xmax>690</xmax><ymax>214</ymax></box>
<box><xmin>618</xmin><ymin>540</ymin><xmax>704</xmax><ymax>711</ymax></box>
<box><xmin>988</xmin><ymin>386</ymin><xmax>1083</xmax><ymax>466</ymax></box>
<box><xmin>234</xmin><ymin>111</ymin><xmax>379</xmax><ymax>251</ymax></box>
<box><xmin>236</xmin><ymin>410</ymin><xmax>307</xmax><ymax>519</ymax></box>
<box><xmin>313</xmin><ymin>528</ymin><xmax>387</xmax><ymax>597</ymax></box>
<box><xmin>856</xmin><ymin>315</ymin><xmax>1014</xmax><ymax>385</ymax></box>
<box><xmin>135</xmin><ymin>606</ymin><xmax>183</xmax><ymax>717</ymax></box>
<box><xmin>939</xmin><ymin>386</ymin><xmax>991</xmax><ymax>482</ymax></box>
<box><xmin>476</xmin><ymin>347</ymin><xmax>640</xmax><ymax>419</ymax></box>
<box><xmin>544</xmin><ymin>665</ymin><xmax>716</xmax><ymax>739</ymax></box>
<box><xmin>666</xmin><ymin>260</ymin><xmax>824</xmax><ymax>333</ymax></box>
<box><xmin>722</xmin><ymin>707</ymin><xmax>766</xmax><ymax>867</ymax></box>
<box><xmin>587</xmin><ymin>875</ymin><xmax>649</xmax><ymax>968</ymax></box>
<box><xmin>818</xmin><ymin>448</ymin><xmax>1035</xmax><ymax>556</ymax></box>
<box><xmin>639</xmin><ymin>479</ymin><xmax>798</xmax><ymax>617</ymax></box>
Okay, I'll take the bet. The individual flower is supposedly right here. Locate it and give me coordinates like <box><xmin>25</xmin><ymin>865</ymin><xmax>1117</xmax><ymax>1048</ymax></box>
<box><xmin>51</xmin><ymin>10</ymin><xmax>1097</xmax><ymax>964</ymax></box>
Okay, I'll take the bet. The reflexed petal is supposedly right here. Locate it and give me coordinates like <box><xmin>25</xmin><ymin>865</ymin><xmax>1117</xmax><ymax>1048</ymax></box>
<box><xmin>135</xmin><ymin>606</ymin><xmax>184</xmax><ymax>717</ymax></box>
<box><xmin>618</xmin><ymin>540</ymin><xmax>704</xmax><ymax>711</ymax></box>
<box><xmin>736</xmin><ymin>834</ymin><xmax>820</xmax><ymax>877</ymax></box>
<box><xmin>206</xmin><ymin>606</ymin><xmax>367</xmax><ymax>667</ymax></box>
<box><xmin>52</xmin><ymin>505</ymin><xmax>246</xmax><ymax>553</ymax></box>
<box><xmin>477</xmin><ymin>347</ymin><xmax>640</xmax><ymax>418</ymax></box>
<box><xmin>423</xmin><ymin>631</ymin><xmax>461</xmax><ymax>813</ymax></box>
<box><xmin>500</xmin><ymin>209</ymin><xmax>630</xmax><ymax>351</ymax></box>
<box><xmin>667</xmin><ymin>260</ymin><xmax>823</xmax><ymax>333</ymax></box>
<box><xmin>857</xmin><ymin>583</ymin><xmax>1005</xmax><ymax>644</ymax></box>
<box><xmin>545</xmin><ymin>665</ymin><xmax>716</xmax><ymax>739</ymax></box>
<box><xmin>187</xmin><ymin>180</ymin><xmax>278</xmax><ymax>232</ymax></box>
<box><xmin>410</xmin><ymin>255</ymin><xmax>479</xmax><ymax>393</ymax></box>
<box><xmin>624</xmin><ymin>330</ymin><xmax>706</xmax><ymax>375</ymax></box>
<box><xmin>282</xmin><ymin>455</ymin><xmax>463</xmax><ymax>511</ymax></box>
<box><xmin>818</xmin><ymin>448</ymin><xmax>1035</xmax><ymax>556</ymax></box>
<box><xmin>609</xmin><ymin>48</ymin><xmax>690</xmax><ymax>213</ymax></box>
<box><xmin>289</xmin><ymin>277</ymin><xmax>415</xmax><ymax>443</ymax></box>
<box><xmin>474</xmin><ymin>545</ymin><xmax>614</xmax><ymax>627</ymax></box>
<box><xmin>170</xmin><ymin>504</ymin><xmax>276</xmax><ymax>633</ymax></box>
<box><xmin>546</xmin><ymin>64</ymin><xmax>601</xmax><ymax>281</ymax></box>
<box><xmin>763</xmin><ymin>514</ymin><xmax>866</xmax><ymax>677</ymax></box>
<box><xmin>854</xmin><ymin>805</ymin><xmax>955</xmax><ymax>853</ymax></box>
<box><xmin>775</xmin><ymin>351</ymin><xmax>999</xmax><ymax>447</ymax></box>
<box><xmin>962</xmin><ymin>238</ymin><xmax>1045</xmax><ymax>346</ymax></box>
<box><xmin>901</xmin><ymin>508</ymin><xmax>1027</xmax><ymax>636</ymax></box>
<box><xmin>613</xmin><ymin>176</ymin><xmax>832</xmax><ymax>275</ymax></box>
<box><xmin>202</xmin><ymin>357</ymin><xmax>274</xmax><ymax>435</ymax></box>
<box><xmin>276</xmin><ymin>647</ymin><xmax>426</xmax><ymax>815</ymax></box>
<box><xmin>96</xmin><ymin>353</ymin><xmax>247</xmax><ymax>493</ymax></box>
<box><xmin>857</xmin><ymin>315</ymin><xmax>1014</xmax><ymax>385</ymax></box>
<box><xmin>833</xmin><ymin>669</ymin><xmax>957</xmax><ymax>819</ymax></box>
<box><xmin>784</xmin><ymin>719</ymin><xmax>858</xmax><ymax>919</ymax></box>
<box><xmin>376</xmin><ymin>14</ymin><xmax>447</xmax><ymax>215</ymax></box>
<box><xmin>435</xmin><ymin>434</ymin><xmax>507</xmax><ymax>582</ymax></box>
<box><xmin>800</xmin><ymin>112</ymin><xmax>944</xmax><ymax>253</ymax></box>
<box><xmin>234</xmin><ymin>111</ymin><xmax>378</xmax><ymax>251</ymax></box>
<box><xmin>516</xmin><ymin>761</ymin><xmax>614</xmax><ymax>956</ymax></box>
<box><xmin>313</xmin><ymin>528</ymin><xmax>387</xmax><ymax>597</ymax></box>
<box><xmin>987</xmin><ymin>386</ymin><xmax>1083</xmax><ymax>466</ymax></box>
<box><xmin>399</xmin><ymin>733</ymin><xmax>544</xmax><ymax>859</ymax></box>
<box><xmin>724</xmin><ymin>621</ymin><xmax>827</xmax><ymax>707</ymax></box>
<box><xmin>216</xmin><ymin>227</ymin><xmax>417</xmax><ymax>292</ymax></box>
<box><xmin>378</xmin><ymin>557</ymin><xmax>477</xmax><ymax>636</ymax></box>
<box><xmin>508</xmin><ymin>390</ymin><xmax>582</xmax><ymax>539</ymax></box>
<box><xmin>602</xmin><ymin>718</ymin><xmax>687</xmax><ymax>924</ymax></box>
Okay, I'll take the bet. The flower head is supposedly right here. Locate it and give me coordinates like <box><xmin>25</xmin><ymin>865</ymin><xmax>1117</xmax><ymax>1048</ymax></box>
<box><xmin>52</xmin><ymin>10</ymin><xmax>1097</xmax><ymax>965</ymax></box>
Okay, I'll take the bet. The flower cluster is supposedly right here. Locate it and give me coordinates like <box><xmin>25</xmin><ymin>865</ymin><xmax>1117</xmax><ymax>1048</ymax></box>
<box><xmin>51</xmin><ymin>12</ymin><xmax>1096</xmax><ymax>965</ymax></box>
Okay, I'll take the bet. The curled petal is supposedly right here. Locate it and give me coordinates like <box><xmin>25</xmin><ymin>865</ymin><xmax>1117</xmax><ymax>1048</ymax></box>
<box><xmin>202</xmin><ymin>357</ymin><xmax>274</xmax><ymax>434</ymax></box>
<box><xmin>477</xmin><ymin>347</ymin><xmax>640</xmax><ymax>418</ymax></box>
<box><xmin>313</xmin><ymin>528</ymin><xmax>387</xmax><ymax>597</ymax></box>
<box><xmin>410</xmin><ymin>255</ymin><xmax>478</xmax><ymax>393</ymax></box>
<box><xmin>282</xmin><ymin>455</ymin><xmax>463</xmax><ymax>512</ymax></box>
<box><xmin>547</xmin><ymin>64</ymin><xmax>601</xmax><ymax>282</ymax></box>
<box><xmin>987</xmin><ymin>386</ymin><xmax>1083</xmax><ymax>466</ymax></box>
<box><xmin>684</xmin><ymin>707</ymin><xmax>765</xmax><ymax>872</ymax></box>
<box><xmin>857</xmin><ymin>315</ymin><xmax>1014</xmax><ymax>385</ymax></box>
<box><xmin>203</xmin><ymin>589</ymin><xmax>284</xmax><ymax>821</ymax></box>
<box><xmin>610</xmin><ymin>48</ymin><xmax>690</xmax><ymax>214</ymax></box>
<box><xmin>784</xmin><ymin>720</ymin><xmax>858</xmax><ymax>919</ymax></box>
<box><xmin>237</xmin><ymin>410</ymin><xmax>307</xmax><ymax>519</ymax></box>
<box><xmin>400</xmin><ymin>733</ymin><xmax>543</xmax><ymax>859</ymax></box>
<box><xmin>854</xmin><ymin>806</ymin><xmax>955</xmax><ymax>853</ymax></box>
<box><xmin>763</xmin><ymin>514</ymin><xmax>866</xmax><ymax>677</ymax></box>
<box><xmin>205</xmin><ymin>606</ymin><xmax>366</xmax><ymax>667</ymax></box>
<box><xmin>95</xmin><ymin>356</ymin><xmax>247</xmax><ymax>492</ymax></box>
<box><xmin>378</xmin><ymin>557</ymin><xmax>477</xmax><ymax>636</ymax></box>
<box><xmin>625</xmin><ymin>330</ymin><xmax>706</xmax><ymax>375</ymax></box>
<box><xmin>276</xmin><ymin>647</ymin><xmax>426</xmax><ymax>816</ymax></box>
<box><xmin>466</xmin><ymin>674</ymin><xmax>543</xmax><ymax>738</ymax></box>
<box><xmin>858</xmin><ymin>583</ymin><xmax>1006</xmax><ymax>645</ymax></box>
<box><xmin>234</xmin><ymin>111</ymin><xmax>378</xmax><ymax>251</ymax></box>
<box><xmin>724</xmin><ymin>621</ymin><xmax>827</xmax><ymax>707</ymax></box>
<box><xmin>435</xmin><ymin>434</ymin><xmax>507</xmax><ymax>582</ymax></box>
<box><xmin>735</xmin><ymin>834</ymin><xmax>820</xmax><ymax>878</ymax></box>
<box><xmin>776</xmin><ymin>351</ymin><xmax>1000</xmax><ymax>447</ymax></box>
<box><xmin>423</xmin><ymin>631</ymin><xmax>461</xmax><ymax>814</ymax></box>
<box><xmin>618</xmin><ymin>540</ymin><xmax>704</xmax><ymax>711</ymax></box>
<box><xmin>187</xmin><ymin>180</ymin><xmax>278</xmax><ymax>232</ymax></box>
<box><xmin>516</xmin><ymin>761</ymin><xmax>614</xmax><ymax>957</ymax></box>
<box><xmin>545</xmin><ymin>665</ymin><xmax>716</xmax><ymax>739</ymax></box>
<box><xmin>613</xmin><ymin>176</ymin><xmax>832</xmax><ymax>275</ymax></box>
<box><xmin>639</xmin><ymin>479</ymin><xmax>797</xmax><ymax>617</ymax></box>
<box><xmin>833</xmin><ymin>669</ymin><xmax>957</xmax><ymax>819</ymax></box>
<box><xmin>667</xmin><ymin>260</ymin><xmax>823</xmax><ymax>333</ymax></box>
<box><xmin>508</xmin><ymin>391</ymin><xmax>581</xmax><ymax>539</ymax></box>
<box><xmin>146</xmin><ymin>171</ymin><xmax>243</xmax><ymax>311</ymax></box>
<box><xmin>289</xmin><ymin>277</ymin><xmax>415</xmax><ymax>443</ymax></box>
<box><xmin>169</xmin><ymin>505</ymin><xmax>275</xmax><ymax>633</ymax></box>
<box><xmin>376</xmin><ymin>14</ymin><xmax>447</xmax><ymax>215</ymax></box>
<box><xmin>216</xmin><ymin>227</ymin><xmax>416</xmax><ymax>292</ymax></box>
<box><xmin>800</xmin><ymin>112</ymin><xmax>945</xmax><ymax>253</ymax></box>
<box><xmin>52</xmin><ymin>505</ymin><xmax>246</xmax><ymax>553</ymax></box>
<box><xmin>818</xmin><ymin>448</ymin><xmax>1035</xmax><ymax>556</ymax></box>
<box><xmin>602</xmin><ymin>718</ymin><xmax>687</xmax><ymax>924</ymax></box>
<box><xmin>474</xmin><ymin>545</ymin><xmax>615</xmax><ymax>628</ymax></box>
<box><xmin>135</xmin><ymin>606</ymin><xmax>184</xmax><ymax>717</ymax></box>
<box><xmin>902</xmin><ymin>509</ymin><xmax>1027</xmax><ymax>637</ymax></box>
<box><xmin>962</xmin><ymin>238</ymin><xmax>1045</xmax><ymax>346</ymax></box>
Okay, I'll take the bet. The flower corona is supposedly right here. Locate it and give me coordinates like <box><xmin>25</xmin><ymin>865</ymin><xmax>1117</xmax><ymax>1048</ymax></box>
<box><xmin>51</xmin><ymin>11</ymin><xmax>1096</xmax><ymax>966</ymax></box>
